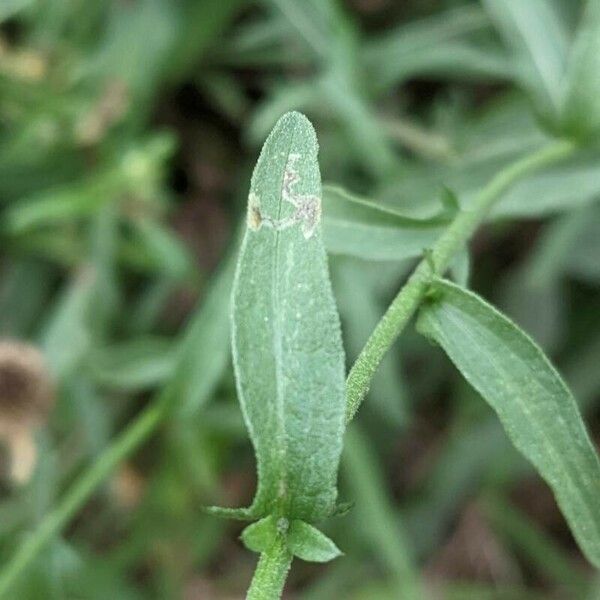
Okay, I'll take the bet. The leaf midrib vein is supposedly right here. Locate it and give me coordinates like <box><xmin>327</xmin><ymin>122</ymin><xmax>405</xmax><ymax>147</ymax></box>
<box><xmin>439</xmin><ymin>301</ymin><xmax>600</xmax><ymax>548</ymax></box>
<box><xmin>271</xmin><ymin>126</ymin><xmax>298</xmax><ymax>515</ymax></box>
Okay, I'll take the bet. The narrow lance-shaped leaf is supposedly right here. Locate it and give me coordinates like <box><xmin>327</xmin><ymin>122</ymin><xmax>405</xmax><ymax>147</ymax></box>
<box><xmin>561</xmin><ymin>0</ymin><xmax>600</xmax><ymax>139</ymax></box>
<box><xmin>212</xmin><ymin>112</ymin><xmax>346</xmax><ymax>531</ymax></box>
<box><xmin>322</xmin><ymin>185</ymin><xmax>448</xmax><ymax>261</ymax></box>
<box><xmin>417</xmin><ymin>278</ymin><xmax>600</xmax><ymax>568</ymax></box>
<box><xmin>481</xmin><ymin>0</ymin><xmax>568</xmax><ymax>121</ymax></box>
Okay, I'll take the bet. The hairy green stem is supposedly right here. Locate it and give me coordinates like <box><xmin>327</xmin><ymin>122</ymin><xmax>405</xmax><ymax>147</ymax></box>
<box><xmin>247</xmin><ymin>537</ymin><xmax>293</xmax><ymax>600</ymax></box>
<box><xmin>345</xmin><ymin>138</ymin><xmax>576</xmax><ymax>422</ymax></box>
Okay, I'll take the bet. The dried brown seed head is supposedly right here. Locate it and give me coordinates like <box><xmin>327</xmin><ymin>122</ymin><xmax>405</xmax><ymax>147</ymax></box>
<box><xmin>0</xmin><ymin>340</ymin><xmax>54</xmax><ymax>427</ymax></box>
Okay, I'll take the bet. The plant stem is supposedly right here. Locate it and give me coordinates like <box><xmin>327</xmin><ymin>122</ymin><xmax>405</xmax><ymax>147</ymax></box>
<box><xmin>247</xmin><ymin>537</ymin><xmax>293</xmax><ymax>600</ymax></box>
<box><xmin>345</xmin><ymin>138</ymin><xmax>576</xmax><ymax>422</ymax></box>
<box><xmin>0</xmin><ymin>392</ymin><xmax>170</xmax><ymax>598</ymax></box>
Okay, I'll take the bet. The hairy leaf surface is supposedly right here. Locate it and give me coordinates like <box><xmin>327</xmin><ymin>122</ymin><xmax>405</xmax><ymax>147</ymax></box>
<box><xmin>417</xmin><ymin>279</ymin><xmax>600</xmax><ymax>568</ymax></box>
<box><xmin>231</xmin><ymin>112</ymin><xmax>346</xmax><ymax>522</ymax></box>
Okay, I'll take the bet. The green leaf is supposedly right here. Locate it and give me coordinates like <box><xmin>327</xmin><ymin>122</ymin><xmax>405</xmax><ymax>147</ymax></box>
<box><xmin>241</xmin><ymin>516</ymin><xmax>342</xmax><ymax>562</ymax></box>
<box><xmin>88</xmin><ymin>337</ymin><xmax>177</xmax><ymax>392</ymax></box>
<box><xmin>172</xmin><ymin>249</ymin><xmax>237</xmax><ymax>418</ymax></box>
<box><xmin>439</xmin><ymin>186</ymin><xmax>460</xmax><ymax>218</ymax></box>
<box><xmin>481</xmin><ymin>0</ymin><xmax>568</xmax><ymax>120</ymax></box>
<box><xmin>416</xmin><ymin>278</ymin><xmax>600</xmax><ymax>568</ymax></box>
<box><xmin>229</xmin><ymin>112</ymin><xmax>346</xmax><ymax>522</ymax></box>
<box><xmin>241</xmin><ymin>516</ymin><xmax>279</xmax><ymax>554</ymax></box>
<box><xmin>129</xmin><ymin>218</ymin><xmax>193</xmax><ymax>280</ymax></box>
<box><xmin>342</xmin><ymin>426</ymin><xmax>422</xmax><ymax>597</ymax></box>
<box><xmin>41</xmin><ymin>271</ymin><xmax>96</xmax><ymax>380</ymax></box>
<box><xmin>322</xmin><ymin>185</ymin><xmax>447</xmax><ymax>261</ymax></box>
<box><xmin>287</xmin><ymin>520</ymin><xmax>342</xmax><ymax>563</ymax></box>
<box><xmin>561</xmin><ymin>0</ymin><xmax>600</xmax><ymax>138</ymax></box>
<box><xmin>364</xmin><ymin>5</ymin><xmax>510</xmax><ymax>90</ymax></box>
<box><xmin>0</xmin><ymin>0</ymin><xmax>33</xmax><ymax>22</ymax></box>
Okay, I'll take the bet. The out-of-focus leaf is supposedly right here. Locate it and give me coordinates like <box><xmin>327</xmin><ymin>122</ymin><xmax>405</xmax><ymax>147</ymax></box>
<box><xmin>493</xmin><ymin>151</ymin><xmax>600</xmax><ymax>217</ymax></box>
<box><xmin>267</xmin><ymin>0</ymin><xmax>332</xmax><ymax>59</ymax></box>
<box><xmin>562</xmin><ymin>0</ymin><xmax>600</xmax><ymax>138</ymax></box>
<box><xmin>364</xmin><ymin>5</ymin><xmax>510</xmax><ymax>90</ymax></box>
<box><xmin>322</xmin><ymin>186</ymin><xmax>447</xmax><ymax>261</ymax></box>
<box><xmin>0</xmin><ymin>0</ymin><xmax>33</xmax><ymax>22</ymax></box>
<box><xmin>172</xmin><ymin>248</ymin><xmax>236</xmax><ymax>418</ymax></box>
<box><xmin>564</xmin><ymin>204</ymin><xmax>600</xmax><ymax>282</ymax></box>
<box><xmin>40</xmin><ymin>270</ymin><xmax>96</xmax><ymax>380</ymax></box>
<box><xmin>481</xmin><ymin>0</ymin><xmax>568</xmax><ymax>120</ymax></box>
<box><xmin>404</xmin><ymin>417</ymin><xmax>510</xmax><ymax>558</ymax></box>
<box><xmin>499</xmin><ymin>267</ymin><xmax>564</xmax><ymax>352</ymax></box>
<box><xmin>88</xmin><ymin>337</ymin><xmax>177</xmax><ymax>392</ymax></box>
<box><xmin>484</xmin><ymin>494</ymin><xmax>586</xmax><ymax>592</ymax></box>
<box><xmin>417</xmin><ymin>278</ymin><xmax>600</xmax><ymax>568</ymax></box>
<box><xmin>168</xmin><ymin>0</ymin><xmax>245</xmax><ymax>81</ymax></box>
<box><xmin>0</xmin><ymin>260</ymin><xmax>54</xmax><ymax>336</ymax></box>
<box><xmin>380</xmin><ymin>144</ymin><xmax>600</xmax><ymax>221</ymax></box>
<box><xmin>343</xmin><ymin>426</ymin><xmax>422</xmax><ymax>598</ymax></box>
<box><xmin>247</xmin><ymin>83</ymin><xmax>317</xmax><ymax>145</ymax></box>
<box><xmin>83</xmin><ymin>0</ymin><xmax>178</xmax><ymax>101</ymax></box>
<box><xmin>525</xmin><ymin>209</ymin><xmax>591</xmax><ymax>287</ymax></box>
<box><xmin>2</xmin><ymin>171</ymin><xmax>124</xmax><ymax>234</ymax></box>
<box><xmin>2</xmin><ymin>135</ymin><xmax>175</xmax><ymax>234</ymax></box>
<box><xmin>441</xmin><ymin>583</ymin><xmax>549</xmax><ymax>600</ymax></box>
<box><xmin>129</xmin><ymin>218</ymin><xmax>193</xmax><ymax>280</ymax></box>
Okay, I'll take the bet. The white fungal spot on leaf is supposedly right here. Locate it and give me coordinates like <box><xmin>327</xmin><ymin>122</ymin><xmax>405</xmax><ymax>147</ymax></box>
<box><xmin>246</xmin><ymin>153</ymin><xmax>321</xmax><ymax>239</ymax></box>
<box><xmin>247</xmin><ymin>193</ymin><xmax>263</xmax><ymax>231</ymax></box>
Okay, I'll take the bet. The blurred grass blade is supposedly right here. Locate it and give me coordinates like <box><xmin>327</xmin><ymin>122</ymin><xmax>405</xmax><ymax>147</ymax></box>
<box><xmin>561</xmin><ymin>0</ymin><xmax>600</xmax><ymax>138</ymax></box>
<box><xmin>40</xmin><ymin>270</ymin><xmax>96</xmax><ymax>380</ymax></box>
<box><xmin>130</xmin><ymin>218</ymin><xmax>193</xmax><ymax>280</ymax></box>
<box><xmin>481</xmin><ymin>0</ymin><xmax>568</xmax><ymax>118</ymax></box>
<box><xmin>483</xmin><ymin>493</ymin><xmax>586</xmax><ymax>592</ymax></box>
<box><xmin>2</xmin><ymin>171</ymin><xmax>124</xmax><ymax>234</ymax></box>
<box><xmin>230</xmin><ymin>112</ymin><xmax>346</xmax><ymax>522</ymax></box>
<box><xmin>342</xmin><ymin>426</ymin><xmax>422</xmax><ymax>599</ymax></box>
<box><xmin>364</xmin><ymin>5</ymin><xmax>510</xmax><ymax>89</ymax></box>
<box><xmin>322</xmin><ymin>185</ymin><xmax>447</xmax><ymax>261</ymax></box>
<box><xmin>172</xmin><ymin>247</ymin><xmax>236</xmax><ymax>418</ymax></box>
<box><xmin>88</xmin><ymin>337</ymin><xmax>177</xmax><ymax>392</ymax></box>
<box><xmin>267</xmin><ymin>0</ymin><xmax>331</xmax><ymax>59</ymax></box>
<box><xmin>167</xmin><ymin>0</ymin><xmax>244</xmax><ymax>82</ymax></box>
<box><xmin>0</xmin><ymin>260</ymin><xmax>53</xmax><ymax>336</ymax></box>
<box><xmin>417</xmin><ymin>278</ymin><xmax>600</xmax><ymax>568</ymax></box>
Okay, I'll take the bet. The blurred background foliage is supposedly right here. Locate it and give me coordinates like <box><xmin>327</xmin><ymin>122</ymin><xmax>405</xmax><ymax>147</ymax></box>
<box><xmin>0</xmin><ymin>0</ymin><xmax>599</xmax><ymax>598</ymax></box>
